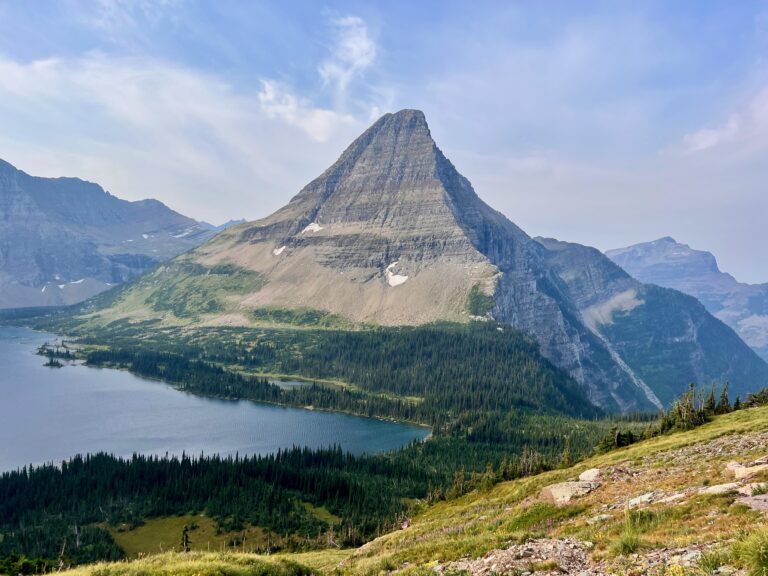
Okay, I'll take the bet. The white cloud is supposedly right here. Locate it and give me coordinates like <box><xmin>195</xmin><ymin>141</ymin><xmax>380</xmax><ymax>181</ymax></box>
<box><xmin>679</xmin><ymin>115</ymin><xmax>740</xmax><ymax>153</ymax></box>
<box><xmin>318</xmin><ymin>16</ymin><xmax>377</xmax><ymax>100</ymax></box>
<box><xmin>86</xmin><ymin>0</ymin><xmax>183</xmax><ymax>32</ymax></box>
<box><xmin>255</xmin><ymin>15</ymin><xmax>379</xmax><ymax>140</ymax></box>
<box><xmin>257</xmin><ymin>80</ymin><xmax>358</xmax><ymax>142</ymax></box>
<box><xmin>0</xmin><ymin>12</ymin><xmax>382</xmax><ymax>224</ymax></box>
<box><xmin>676</xmin><ymin>88</ymin><xmax>768</xmax><ymax>155</ymax></box>
<box><xmin>0</xmin><ymin>54</ymin><xmax>363</xmax><ymax>223</ymax></box>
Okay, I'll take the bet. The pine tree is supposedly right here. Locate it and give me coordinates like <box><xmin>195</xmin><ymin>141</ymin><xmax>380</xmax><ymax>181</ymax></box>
<box><xmin>704</xmin><ymin>383</ymin><xmax>717</xmax><ymax>415</ymax></box>
<box><xmin>560</xmin><ymin>434</ymin><xmax>572</xmax><ymax>467</ymax></box>
<box><xmin>180</xmin><ymin>525</ymin><xmax>190</xmax><ymax>553</ymax></box>
<box><xmin>716</xmin><ymin>383</ymin><xmax>731</xmax><ymax>414</ymax></box>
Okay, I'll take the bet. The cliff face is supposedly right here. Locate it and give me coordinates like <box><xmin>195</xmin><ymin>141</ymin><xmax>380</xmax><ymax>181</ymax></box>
<box><xmin>0</xmin><ymin>159</ymin><xmax>216</xmax><ymax>308</ymax></box>
<box><xmin>96</xmin><ymin>110</ymin><xmax>768</xmax><ymax>411</ymax></box>
<box><xmin>607</xmin><ymin>237</ymin><xmax>768</xmax><ymax>362</ymax></box>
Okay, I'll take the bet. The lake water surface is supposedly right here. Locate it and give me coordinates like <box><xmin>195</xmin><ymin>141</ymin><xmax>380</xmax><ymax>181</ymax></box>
<box><xmin>0</xmin><ymin>326</ymin><xmax>429</xmax><ymax>472</ymax></box>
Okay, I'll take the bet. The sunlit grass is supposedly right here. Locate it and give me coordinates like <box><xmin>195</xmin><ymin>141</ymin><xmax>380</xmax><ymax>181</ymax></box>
<box><xmin>62</xmin><ymin>552</ymin><xmax>312</xmax><ymax>576</ymax></box>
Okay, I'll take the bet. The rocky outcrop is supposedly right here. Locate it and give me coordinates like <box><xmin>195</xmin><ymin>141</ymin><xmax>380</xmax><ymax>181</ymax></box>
<box><xmin>0</xmin><ymin>159</ymin><xmax>218</xmax><ymax>309</ymax></box>
<box><xmin>726</xmin><ymin>458</ymin><xmax>768</xmax><ymax>480</ymax></box>
<box><xmin>607</xmin><ymin>237</ymin><xmax>768</xmax><ymax>362</ymax></box>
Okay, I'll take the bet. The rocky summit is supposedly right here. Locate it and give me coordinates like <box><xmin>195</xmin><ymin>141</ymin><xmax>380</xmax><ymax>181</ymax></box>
<box><xmin>92</xmin><ymin>110</ymin><xmax>768</xmax><ymax>412</ymax></box>
<box><xmin>607</xmin><ymin>237</ymin><xmax>768</xmax><ymax>362</ymax></box>
<box><xmin>0</xmin><ymin>159</ymin><xmax>219</xmax><ymax>309</ymax></box>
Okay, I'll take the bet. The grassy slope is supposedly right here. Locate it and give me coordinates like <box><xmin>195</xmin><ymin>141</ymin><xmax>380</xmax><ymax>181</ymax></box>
<box><xmin>61</xmin><ymin>406</ymin><xmax>768</xmax><ymax>575</ymax></box>
<box><xmin>107</xmin><ymin>516</ymin><xmax>268</xmax><ymax>557</ymax></box>
<box><xmin>344</xmin><ymin>405</ymin><xmax>768</xmax><ymax>573</ymax></box>
<box><xmin>59</xmin><ymin>551</ymin><xmax>346</xmax><ymax>576</ymax></box>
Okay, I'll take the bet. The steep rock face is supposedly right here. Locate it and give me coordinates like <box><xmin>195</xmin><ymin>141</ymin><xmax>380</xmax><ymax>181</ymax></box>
<box><xmin>607</xmin><ymin>237</ymin><xmax>768</xmax><ymax>362</ymax></box>
<box><xmin>98</xmin><ymin>110</ymin><xmax>768</xmax><ymax>411</ymax></box>
<box><xmin>0</xmin><ymin>159</ymin><xmax>216</xmax><ymax>308</ymax></box>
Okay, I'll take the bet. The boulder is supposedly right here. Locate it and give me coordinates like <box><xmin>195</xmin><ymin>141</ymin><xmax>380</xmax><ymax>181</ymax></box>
<box><xmin>628</xmin><ymin>492</ymin><xmax>656</xmax><ymax>508</ymax></box>
<box><xmin>657</xmin><ymin>492</ymin><xmax>688</xmax><ymax>504</ymax></box>
<box><xmin>738</xmin><ymin>483</ymin><xmax>767</xmax><ymax>496</ymax></box>
<box><xmin>578</xmin><ymin>468</ymin><xmax>602</xmax><ymax>483</ymax></box>
<box><xmin>725</xmin><ymin>462</ymin><xmax>768</xmax><ymax>480</ymax></box>
<box><xmin>540</xmin><ymin>481</ymin><xmax>597</xmax><ymax>506</ymax></box>
<box><xmin>699</xmin><ymin>483</ymin><xmax>740</xmax><ymax>495</ymax></box>
<box><xmin>737</xmin><ymin>494</ymin><xmax>768</xmax><ymax>514</ymax></box>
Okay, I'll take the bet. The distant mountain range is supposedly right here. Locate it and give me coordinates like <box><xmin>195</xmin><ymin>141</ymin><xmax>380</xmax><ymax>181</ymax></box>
<box><xmin>85</xmin><ymin>109</ymin><xmax>768</xmax><ymax>411</ymax></box>
<box><xmin>0</xmin><ymin>159</ymin><xmax>240</xmax><ymax>309</ymax></box>
<box><xmin>607</xmin><ymin>237</ymin><xmax>768</xmax><ymax>362</ymax></box>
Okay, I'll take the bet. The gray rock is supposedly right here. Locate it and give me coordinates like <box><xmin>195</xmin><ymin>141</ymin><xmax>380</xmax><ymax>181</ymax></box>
<box><xmin>540</xmin><ymin>481</ymin><xmax>598</xmax><ymax>506</ymax></box>
<box><xmin>728</xmin><ymin>461</ymin><xmax>768</xmax><ymax>480</ymax></box>
<box><xmin>579</xmin><ymin>468</ymin><xmax>602</xmax><ymax>483</ymax></box>
<box><xmin>737</xmin><ymin>494</ymin><xmax>768</xmax><ymax>514</ymax></box>
<box><xmin>699</xmin><ymin>483</ymin><xmax>740</xmax><ymax>495</ymax></box>
<box><xmin>628</xmin><ymin>492</ymin><xmax>656</xmax><ymax>508</ymax></box>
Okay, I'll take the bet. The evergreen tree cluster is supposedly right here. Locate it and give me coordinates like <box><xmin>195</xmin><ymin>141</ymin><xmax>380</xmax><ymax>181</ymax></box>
<box><xmin>597</xmin><ymin>383</ymin><xmax>768</xmax><ymax>452</ymax></box>
<box><xmin>82</xmin><ymin>321</ymin><xmax>602</xmax><ymax>437</ymax></box>
<box><xmin>0</xmin><ymin>435</ymin><xmax>602</xmax><ymax>570</ymax></box>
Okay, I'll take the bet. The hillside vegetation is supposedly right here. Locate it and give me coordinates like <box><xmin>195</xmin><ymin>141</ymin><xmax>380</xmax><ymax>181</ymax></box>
<box><xmin>49</xmin><ymin>404</ymin><xmax>768</xmax><ymax>576</ymax></box>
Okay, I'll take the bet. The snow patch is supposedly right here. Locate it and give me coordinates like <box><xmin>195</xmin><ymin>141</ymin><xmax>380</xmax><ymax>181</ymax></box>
<box><xmin>273</xmin><ymin>246</ymin><xmax>286</xmax><ymax>256</ymax></box>
<box><xmin>58</xmin><ymin>284</ymin><xmax>65</xmax><ymax>289</ymax></box>
<box><xmin>301</xmin><ymin>222</ymin><xmax>323</xmax><ymax>234</ymax></box>
<box><xmin>41</xmin><ymin>286</ymin><xmax>46</xmax><ymax>293</ymax></box>
<box><xmin>71</xmin><ymin>278</ymin><xmax>84</xmax><ymax>285</ymax></box>
<box><xmin>142</xmin><ymin>234</ymin><xmax>149</xmax><ymax>239</ymax></box>
<box><xmin>385</xmin><ymin>262</ymin><xmax>409</xmax><ymax>287</ymax></box>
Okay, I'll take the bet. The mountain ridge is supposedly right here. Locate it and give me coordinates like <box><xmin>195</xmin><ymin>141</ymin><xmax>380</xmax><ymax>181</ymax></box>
<box><xmin>0</xmin><ymin>158</ymin><xmax>218</xmax><ymax>309</ymax></box>
<box><xmin>607</xmin><ymin>237</ymin><xmax>768</xmax><ymax>362</ymax></box>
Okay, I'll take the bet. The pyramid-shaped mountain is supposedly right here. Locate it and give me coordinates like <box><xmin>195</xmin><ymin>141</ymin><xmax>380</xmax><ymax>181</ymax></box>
<box><xmin>96</xmin><ymin>110</ymin><xmax>768</xmax><ymax>412</ymax></box>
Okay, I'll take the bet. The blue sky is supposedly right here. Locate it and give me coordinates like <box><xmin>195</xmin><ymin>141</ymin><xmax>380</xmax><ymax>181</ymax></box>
<box><xmin>1</xmin><ymin>1</ymin><xmax>768</xmax><ymax>282</ymax></box>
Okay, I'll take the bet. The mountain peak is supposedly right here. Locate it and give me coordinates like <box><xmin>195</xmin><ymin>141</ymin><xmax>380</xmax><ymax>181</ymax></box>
<box><xmin>381</xmin><ymin>108</ymin><xmax>427</xmax><ymax>123</ymax></box>
<box><xmin>272</xmin><ymin>109</ymin><xmax>466</xmax><ymax>231</ymax></box>
<box><xmin>343</xmin><ymin>108</ymin><xmax>434</xmax><ymax>160</ymax></box>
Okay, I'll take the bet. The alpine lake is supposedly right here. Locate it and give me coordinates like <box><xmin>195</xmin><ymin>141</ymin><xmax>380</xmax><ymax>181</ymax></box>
<box><xmin>0</xmin><ymin>325</ymin><xmax>429</xmax><ymax>473</ymax></box>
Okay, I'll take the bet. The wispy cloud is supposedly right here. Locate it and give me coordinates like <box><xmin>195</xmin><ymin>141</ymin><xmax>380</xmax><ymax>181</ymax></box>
<box><xmin>318</xmin><ymin>16</ymin><xmax>377</xmax><ymax>102</ymax></box>
<box><xmin>0</xmin><ymin>54</ymin><xmax>362</xmax><ymax>222</ymax></box>
<box><xmin>86</xmin><ymin>0</ymin><xmax>183</xmax><ymax>31</ymax></box>
<box><xmin>676</xmin><ymin>88</ymin><xmax>768</xmax><ymax>155</ymax></box>
<box><xmin>0</xmin><ymin>11</ymin><xmax>380</xmax><ymax>222</ymax></box>
<box><xmin>257</xmin><ymin>14</ymin><xmax>379</xmax><ymax>138</ymax></box>
<box><xmin>679</xmin><ymin>115</ymin><xmax>740</xmax><ymax>153</ymax></box>
<box><xmin>257</xmin><ymin>79</ymin><xmax>358</xmax><ymax>142</ymax></box>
